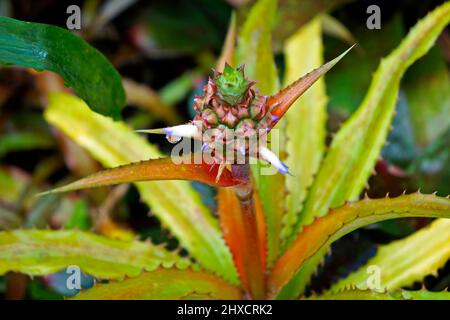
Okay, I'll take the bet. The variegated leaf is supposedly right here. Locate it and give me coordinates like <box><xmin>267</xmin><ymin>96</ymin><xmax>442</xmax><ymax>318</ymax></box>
<box><xmin>268</xmin><ymin>193</ymin><xmax>450</xmax><ymax>298</ymax></box>
<box><xmin>330</xmin><ymin>218</ymin><xmax>450</xmax><ymax>292</ymax></box>
<box><xmin>278</xmin><ymin>1</ymin><xmax>450</xmax><ymax>298</ymax></box>
<box><xmin>73</xmin><ymin>268</ymin><xmax>242</xmax><ymax>300</ymax></box>
<box><xmin>307</xmin><ymin>288</ymin><xmax>450</xmax><ymax>300</ymax></box>
<box><xmin>281</xmin><ymin>18</ymin><xmax>327</xmax><ymax>246</ymax></box>
<box><xmin>44</xmin><ymin>92</ymin><xmax>239</xmax><ymax>284</ymax></box>
<box><xmin>0</xmin><ymin>230</ymin><xmax>189</xmax><ymax>278</ymax></box>
<box><xmin>297</xmin><ymin>1</ymin><xmax>450</xmax><ymax>229</ymax></box>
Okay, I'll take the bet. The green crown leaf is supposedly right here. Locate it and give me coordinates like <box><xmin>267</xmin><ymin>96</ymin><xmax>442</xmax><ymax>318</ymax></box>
<box><xmin>215</xmin><ymin>64</ymin><xmax>250</xmax><ymax>105</ymax></box>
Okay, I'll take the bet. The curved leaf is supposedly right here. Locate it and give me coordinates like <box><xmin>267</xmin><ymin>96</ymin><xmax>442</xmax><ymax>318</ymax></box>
<box><xmin>73</xmin><ymin>268</ymin><xmax>242</xmax><ymax>300</ymax></box>
<box><xmin>123</xmin><ymin>78</ymin><xmax>181</xmax><ymax>125</ymax></box>
<box><xmin>279</xmin><ymin>2</ymin><xmax>450</xmax><ymax>297</ymax></box>
<box><xmin>296</xmin><ymin>1</ymin><xmax>450</xmax><ymax>228</ymax></box>
<box><xmin>306</xmin><ymin>288</ymin><xmax>450</xmax><ymax>300</ymax></box>
<box><xmin>330</xmin><ymin>218</ymin><xmax>450</xmax><ymax>292</ymax></box>
<box><xmin>236</xmin><ymin>0</ymin><xmax>278</xmax><ymax>95</ymax></box>
<box><xmin>321</xmin><ymin>14</ymin><xmax>357</xmax><ymax>46</ymax></box>
<box><xmin>267</xmin><ymin>193</ymin><xmax>450</xmax><ymax>298</ymax></box>
<box><xmin>40</xmin><ymin>155</ymin><xmax>245</xmax><ymax>196</ymax></box>
<box><xmin>0</xmin><ymin>17</ymin><xmax>125</xmax><ymax>119</ymax></box>
<box><xmin>404</xmin><ymin>47</ymin><xmax>450</xmax><ymax>146</ymax></box>
<box><xmin>276</xmin><ymin>20</ymin><xmax>329</xmax><ymax>298</ymax></box>
<box><xmin>281</xmin><ymin>18</ymin><xmax>327</xmax><ymax>245</ymax></box>
<box><xmin>0</xmin><ymin>230</ymin><xmax>189</xmax><ymax>279</ymax></box>
<box><xmin>44</xmin><ymin>93</ymin><xmax>239</xmax><ymax>284</ymax></box>
<box><xmin>0</xmin><ymin>132</ymin><xmax>54</xmax><ymax>157</ymax></box>
<box><xmin>267</xmin><ymin>46</ymin><xmax>352</xmax><ymax>122</ymax></box>
<box><xmin>0</xmin><ymin>166</ymin><xmax>30</xmax><ymax>205</ymax></box>
<box><xmin>272</xmin><ymin>0</ymin><xmax>352</xmax><ymax>48</ymax></box>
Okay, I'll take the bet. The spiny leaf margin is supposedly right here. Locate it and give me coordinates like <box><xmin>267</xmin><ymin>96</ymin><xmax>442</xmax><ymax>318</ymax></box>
<box><xmin>72</xmin><ymin>268</ymin><xmax>242</xmax><ymax>300</ymax></box>
<box><xmin>281</xmin><ymin>17</ymin><xmax>327</xmax><ymax>246</ymax></box>
<box><xmin>296</xmin><ymin>1</ymin><xmax>450</xmax><ymax>230</ymax></box>
<box><xmin>0</xmin><ymin>229</ymin><xmax>189</xmax><ymax>279</ymax></box>
<box><xmin>279</xmin><ymin>1</ymin><xmax>450</xmax><ymax>298</ymax></box>
<box><xmin>268</xmin><ymin>193</ymin><xmax>450</xmax><ymax>298</ymax></box>
<box><xmin>44</xmin><ymin>92</ymin><xmax>239</xmax><ymax>284</ymax></box>
<box><xmin>330</xmin><ymin>218</ymin><xmax>450</xmax><ymax>292</ymax></box>
<box><xmin>306</xmin><ymin>288</ymin><xmax>450</xmax><ymax>300</ymax></box>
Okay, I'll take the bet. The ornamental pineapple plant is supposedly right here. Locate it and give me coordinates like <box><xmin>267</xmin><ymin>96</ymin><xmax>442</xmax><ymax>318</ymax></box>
<box><xmin>0</xmin><ymin>0</ymin><xmax>450</xmax><ymax>300</ymax></box>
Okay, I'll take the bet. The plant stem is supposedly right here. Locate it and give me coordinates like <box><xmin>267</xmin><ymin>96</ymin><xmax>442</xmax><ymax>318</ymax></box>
<box><xmin>232</xmin><ymin>164</ymin><xmax>265</xmax><ymax>299</ymax></box>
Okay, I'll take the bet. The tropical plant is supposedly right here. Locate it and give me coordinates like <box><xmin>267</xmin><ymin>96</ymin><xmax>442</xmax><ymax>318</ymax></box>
<box><xmin>1</xmin><ymin>0</ymin><xmax>450</xmax><ymax>300</ymax></box>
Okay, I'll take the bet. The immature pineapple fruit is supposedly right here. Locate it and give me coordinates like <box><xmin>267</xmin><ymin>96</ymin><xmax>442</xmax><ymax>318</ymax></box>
<box><xmin>192</xmin><ymin>64</ymin><xmax>274</xmax><ymax>162</ymax></box>
<box><xmin>138</xmin><ymin>64</ymin><xmax>288</xmax><ymax>174</ymax></box>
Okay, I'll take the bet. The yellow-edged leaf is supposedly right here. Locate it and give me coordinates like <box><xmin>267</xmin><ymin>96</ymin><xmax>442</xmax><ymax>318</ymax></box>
<box><xmin>0</xmin><ymin>230</ymin><xmax>189</xmax><ymax>278</ymax></box>
<box><xmin>279</xmin><ymin>2</ymin><xmax>450</xmax><ymax>298</ymax></box>
<box><xmin>281</xmin><ymin>18</ymin><xmax>327</xmax><ymax>245</ymax></box>
<box><xmin>44</xmin><ymin>92</ymin><xmax>239</xmax><ymax>284</ymax></box>
<box><xmin>330</xmin><ymin>218</ymin><xmax>450</xmax><ymax>292</ymax></box>
<box><xmin>298</xmin><ymin>1</ymin><xmax>450</xmax><ymax>227</ymax></box>
<box><xmin>268</xmin><ymin>193</ymin><xmax>450</xmax><ymax>298</ymax></box>
<box><xmin>73</xmin><ymin>268</ymin><xmax>242</xmax><ymax>300</ymax></box>
<box><xmin>307</xmin><ymin>288</ymin><xmax>450</xmax><ymax>300</ymax></box>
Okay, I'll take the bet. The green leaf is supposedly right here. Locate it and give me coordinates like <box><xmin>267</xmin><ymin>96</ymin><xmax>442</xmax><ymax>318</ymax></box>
<box><xmin>274</xmin><ymin>24</ymin><xmax>352</xmax><ymax>300</ymax></box>
<box><xmin>404</xmin><ymin>47</ymin><xmax>450</xmax><ymax>147</ymax></box>
<box><xmin>0</xmin><ymin>207</ymin><xmax>22</xmax><ymax>230</ymax></box>
<box><xmin>0</xmin><ymin>16</ymin><xmax>125</xmax><ymax>119</ymax></box>
<box><xmin>399</xmin><ymin>289</ymin><xmax>450</xmax><ymax>300</ymax></box>
<box><xmin>267</xmin><ymin>193</ymin><xmax>450</xmax><ymax>298</ymax></box>
<box><xmin>325</xmin><ymin>16</ymin><xmax>404</xmax><ymax>115</ymax></box>
<box><xmin>330</xmin><ymin>218</ymin><xmax>450</xmax><ymax>292</ymax></box>
<box><xmin>236</xmin><ymin>0</ymin><xmax>279</xmax><ymax>95</ymax></box>
<box><xmin>306</xmin><ymin>288</ymin><xmax>450</xmax><ymax>300</ymax></box>
<box><xmin>297</xmin><ymin>1</ymin><xmax>450</xmax><ymax>232</ymax></box>
<box><xmin>321</xmin><ymin>14</ymin><xmax>357</xmax><ymax>47</ymax></box>
<box><xmin>237</xmin><ymin>0</ymin><xmax>352</xmax><ymax>50</ymax></box>
<box><xmin>0</xmin><ymin>132</ymin><xmax>54</xmax><ymax>157</ymax></box>
<box><xmin>64</xmin><ymin>199</ymin><xmax>91</xmax><ymax>231</ymax></box>
<box><xmin>272</xmin><ymin>0</ymin><xmax>352</xmax><ymax>48</ymax></box>
<box><xmin>0</xmin><ymin>230</ymin><xmax>189</xmax><ymax>279</ymax></box>
<box><xmin>159</xmin><ymin>69</ymin><xmax>202</xmax><ymax>106</ymax></box>
<box><xmin>236</xmin><ymin>0</ymin><xmax>283</xmax><ymax>267</ymax></box>
<box><xmin>0</xmin><ymin>166</ymin><xmax>29</xmax><ymax>204</ymax></box>
<box><xmin>44</xmin><ymin>93</ymin><xmax>239</xmax><ymax>284</ymax></box>
<box><xmin>276</xmin><ymin>246</ymin><xmax>328</xmax><ymax>299</ymax></box>
<box><xmin>281</xmin><ymin>18</ymin><xmax>327</xmax><ymax>246</ymax></box>
<box><xmin>123</xmin><ymin>78</ymin><xmax>181</xmax><ymax>125</ymax></box>
<box><xmin>73</xmin><ymin>268</ymin><xmax>242</xmax><ymax>300</ymax></box>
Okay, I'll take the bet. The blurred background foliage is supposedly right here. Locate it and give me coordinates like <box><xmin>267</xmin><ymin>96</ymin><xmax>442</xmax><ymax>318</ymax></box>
<box><xmin>0</xmin><ymin>0</ymin><xmax>449</xmax><ymax>299</ymax></box>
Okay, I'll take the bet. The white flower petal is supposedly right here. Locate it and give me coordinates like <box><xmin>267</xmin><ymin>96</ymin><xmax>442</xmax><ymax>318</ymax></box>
<box><xmin>136</xmin><ymin>123</ymin><xmax>200</xmax><ymax>139</ymax></box>
<box><xmin>259</xmin><ymin>146</ymin><xmax>289</xmax><ymax>174</ymax></box>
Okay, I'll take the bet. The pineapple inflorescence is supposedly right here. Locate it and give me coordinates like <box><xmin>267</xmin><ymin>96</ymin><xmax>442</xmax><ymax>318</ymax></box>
<box><xmin>139</xmin><ymin>64</ymin><xmax>289</xmax><ymax>175</ymax></box>
<box><xmin>193</xmin><ymin>64</ymin><xmax>274</xmax><ymax>163</ymax></box>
